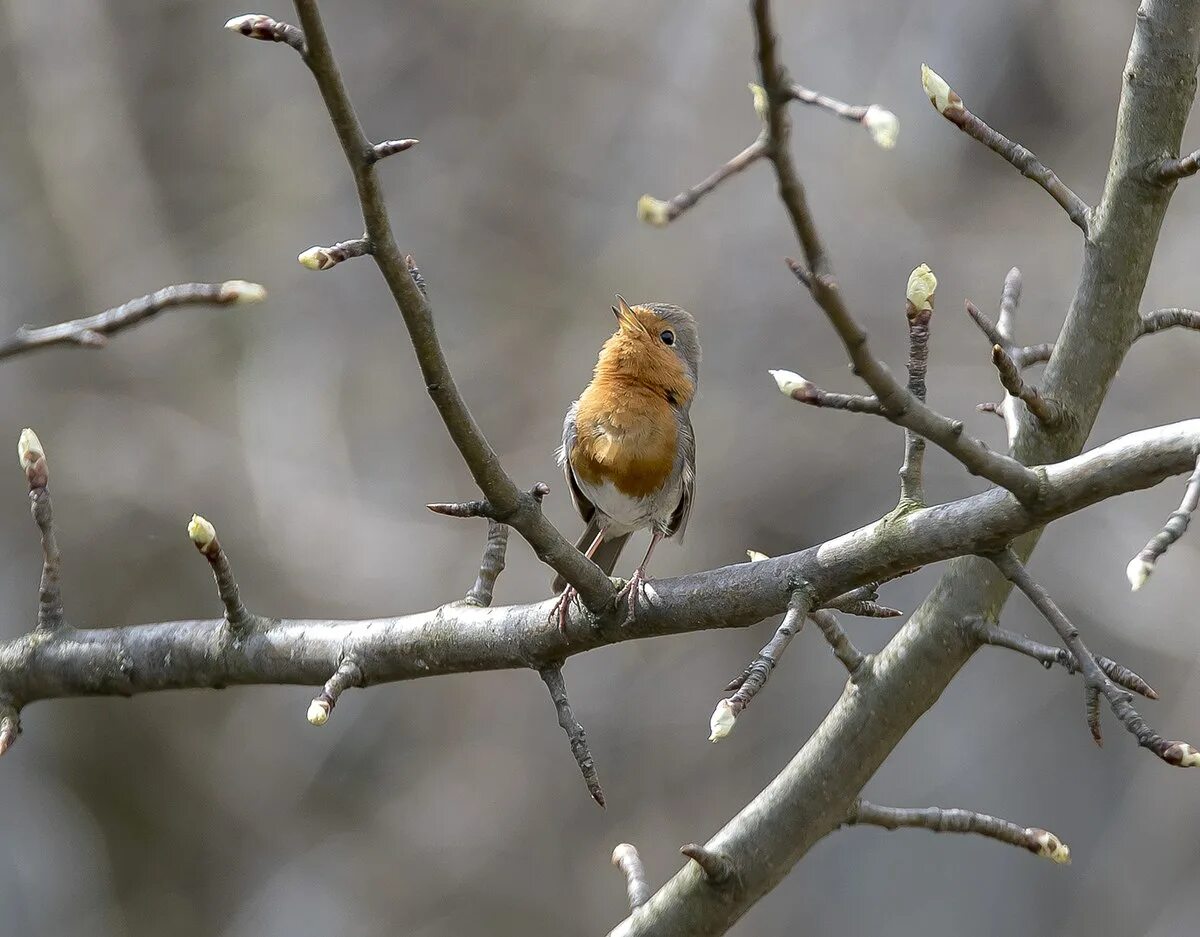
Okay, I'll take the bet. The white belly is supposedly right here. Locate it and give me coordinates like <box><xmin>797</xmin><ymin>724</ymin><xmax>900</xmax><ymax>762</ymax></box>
<box><xmin>577</xmin><ymin>477</ymin><xmax>680</xmax><ymax>536</ymax></box>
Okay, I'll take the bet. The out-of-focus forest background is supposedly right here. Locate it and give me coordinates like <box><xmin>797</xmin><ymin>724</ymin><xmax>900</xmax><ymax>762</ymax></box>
<box><xmin>0</xmin><ymin>1</ymin><xmax>1197</xmax><ymax>935</ymax></box>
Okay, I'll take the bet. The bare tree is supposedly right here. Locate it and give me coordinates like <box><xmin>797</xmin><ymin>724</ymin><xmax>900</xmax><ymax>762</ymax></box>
<box><xmin>2</xmin><ymin>2</ymin><xmax>1199</xmax><ymax>935</ymax></box>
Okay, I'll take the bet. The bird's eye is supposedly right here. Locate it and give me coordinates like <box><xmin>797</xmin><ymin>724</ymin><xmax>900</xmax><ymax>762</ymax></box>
<box><xmin>661</xmin><ymin>329</ymin><xmax>675</xmax><ymax>346</ymax></box>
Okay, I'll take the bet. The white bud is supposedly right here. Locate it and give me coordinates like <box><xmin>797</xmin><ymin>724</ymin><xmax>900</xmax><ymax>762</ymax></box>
<box><xmin>921</xmin><ymin>64</ymin><xmax>960</xmax><ymax>114</ymax></box>
<box><xmin>297</xmin><ymin>247</ymin><xmax>331</xmax><ymax>271</ymax></box>
<box><xmin>862</xmin><ymin>106</ymin><xmax>899</xmax><ymax>150</ymax></box>
<box><xmin>219</xmin><ymin>280</ymin><xmax>267</xmax><ymax>304</ymax></box>
<box><xmin>187</xmin><ymin>513</ymin><xmax>216</xmax><ymax>549</ymax></box>
<box><xmin>1126</xmin><ymin>555</ymin><xmax>1153</xmax><ymax>591</ymax></box>
<box><xmin>17</xmin><ymin>428</ymin><xmax>43</xmax><ymax>471</ymax></box>
<box><xmin>747</xmin><ymin>83</ymin><xmax>769</xmax><ymax>121</ymax></box>
<box><xmin>768</xmin><ymin>369</ymin><xmax>811</xmax><ymax>397</ymax></box>
<box><xmin>709</xmin><ymin>698</ymin><xmax>737</xmax><ymax>742</ymax></box>
<box><xmin>1168</xmin><ymin>742</ymin><xmax>1200</xmax><ymax>766</ymax></box>
<box><xmin>1032</xmin><ymin>830</ymin><xmax>1071</xmax><ymax>865</ymax></box>
<box><xmin>307</xmin><ymin>698</ymin><xmax>331</xmax><ymax>726</ymax></box>
<box><xmin>746</xmin><ymin>550</ymin><xmax>769</xmax><ymax>562</ymax></box>
<box><xmin>906</xmin><ymin>263</ymin><xmax>938</xmax><ymax>311</ymax></box>
<box><xmin>225</xmin><ymin>14</ymin><xmax>267</xmax><ymax>32</ymax></box>
<box><xmin>636</xmin><ymin>195</ymin><xmax>671</xmax><ymax>228</ymax></box>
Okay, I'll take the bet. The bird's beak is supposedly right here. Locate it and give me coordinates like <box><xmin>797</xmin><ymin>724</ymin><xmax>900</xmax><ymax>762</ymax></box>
<box><xmin>612</xmin><ymin>295</ymin><xmax>644</xmax><ymax>334</ymax></box>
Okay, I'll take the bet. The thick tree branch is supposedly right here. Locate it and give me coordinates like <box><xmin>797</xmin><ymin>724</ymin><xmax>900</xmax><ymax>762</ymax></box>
<box><xmin>1</xmin><ymin>421</ymin><xmax>1198</xmax><ymax>733</ymax></box>
<box><xmin>0</xmin><ymin>281</ymin><xmax>265</xmax><ymax>362</ymax></box>
<box><xmin>232</xmin><ymin>1</ymin><xmax>617</xmax><ymax>613</ymax></box>
<box><xmin>844</xmin><ymin>799</ymin><xmax>1071</xmax><ymax>864</ymax></box>
<box><xmin>921</xmin><ymin>66</ymin><xmax>1091</xmax><ymax>233</ymax></box>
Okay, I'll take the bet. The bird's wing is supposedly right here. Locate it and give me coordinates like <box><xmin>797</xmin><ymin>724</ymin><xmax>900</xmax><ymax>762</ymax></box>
<box><xmin>666</xmin><ymin>412</ymin><xmax>696</xmax><ymax>540</ymax></box>
<box><xmin>558</xmin><ymin>402</ymin><xmax>595</xmax><ymax>523</ymax></box>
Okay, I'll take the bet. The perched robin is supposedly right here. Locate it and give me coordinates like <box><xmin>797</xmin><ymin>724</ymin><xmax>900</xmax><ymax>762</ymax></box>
<box><xmin>553</xmin><ymin>296</ymin><xmax>700</xmax><ymax>628</ymax></box>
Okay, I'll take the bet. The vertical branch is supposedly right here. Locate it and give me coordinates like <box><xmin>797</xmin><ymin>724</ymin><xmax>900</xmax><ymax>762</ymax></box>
<box><xmin>539</xmin><ymin>665</ymin><xmax>605</xmax><ymax>807</ymax></box>
<box><xmin>464</xmin><ymin>520</ymin><xmax>509</xmax><ymax>607</ymax></box>
<box><xmin>18</xmin><ymin>429</ymin><xmax>65</xmax><ymax>632</ymax></box>
<box><xmin>899</xmin><ymin>266</ymin><xmax>935</xmax><ymax>507</ymax></box>
<box><xmin>612</xmin><ymin>844</ymin><xmax>653</xmax><ymax>910</ymax></box>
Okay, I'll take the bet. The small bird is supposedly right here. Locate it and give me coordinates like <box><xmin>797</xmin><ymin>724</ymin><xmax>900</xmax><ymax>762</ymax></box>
<box><xmin>553</xmin><ymin>296</ymin><xmax>700</xmax><ymax>628</ymax></box>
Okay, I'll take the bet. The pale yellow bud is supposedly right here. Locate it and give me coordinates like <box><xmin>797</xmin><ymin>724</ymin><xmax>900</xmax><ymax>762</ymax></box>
<box><xmin>862</xmin><ymin>106</ymin><xmax>899</xmax><ymax>150</ymax></box>
<box><xmin>906</xmin><ymin>263</ymin><xmax>938</xmax><ymax>311</ymax></box>
<box><xmin>188</xmin><ymin>513</ymin><xmax>217</xmax><ymax>549</ymax></box>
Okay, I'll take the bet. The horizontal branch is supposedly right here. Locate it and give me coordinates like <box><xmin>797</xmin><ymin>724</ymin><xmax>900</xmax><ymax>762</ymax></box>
<box><xmin>1139</xmin><ymin>307</ymin><xmax>1200</xmax><ymax>336</ymax></box>
<box><xmin>844</xmin><ymin>798</ymin><xmax>1071</xmax><ymax>864</ymax></box>
<box><xmin>3</xmin><ymin>419</ymin><xmax>1197</xmax><ymax>730</ymax></box>
<box><xmin>768</xmin><ymin>370</ymin><xmax>881</xmax><ymax>413</ymax></box>
<box><xmin>1148</xmin><ymin>148</ymin><xmax>1200</xmax><ymax>184</ymax></box>
<box><xmin>785</xmin><ymin>82</ymin><xmax>898</xmax><ymax>149</ymax></box>
<box><xmin>922</xmin><ymin>66</ymin><xmax>1090</xmax><ymax>233</ymax></box>
<box><xmin>0</xmin><ymin>281</ymin><xmax>265</xmax><ymax>362</ymax></box>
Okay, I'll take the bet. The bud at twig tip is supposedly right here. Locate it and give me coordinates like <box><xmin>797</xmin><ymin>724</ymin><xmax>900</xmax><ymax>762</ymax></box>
<box><xmin>769</xmin><ymin>369</ymin><xmax>811</xmax><ymax>398</ymax></box>
<box><xmin>1126</xmin><ymin>556</ymin><xmax>1152</xmax><ymax>591</ymax></box>
<box><xmin>709</xmin><ymin>698</ymin><xmax>737</xmax><ymax>742</ymax></box>
<box><xmin>1165</xmin><ymin>742</ymin><xmax>1200</xmax><ymax>766</ymax></box>
<box><xmin>297</xmin><ymin>247</ymin><xmax>332</xmax><ymax>271</ymax></box>
<box><xmin>746</xmin><ymin>549</ymin><xmax>769</xmax><ymax>562</ymax></box>
<box><xmin>219</xmin><ymin>280</ymin><xmax>267</xmax><ymax>304</ymax></box>
<box><xmin>636</xmin><ymin>195</ymin><xmax>670</xmax><ymax>227</ymax></box>
<box><xmin>1031</xmin><ymin>830</ymin><xmax>1071</xmax><ymax>865</ymax></box>
<box><xmin>17</xmin><ymin>428</ymin><xmax>43</xmax><ymax>471</ymax></box>
<box><xmin>921</xmin><ymin>64</ymin><xmax>960</xmax><ymax>114</ymax></box>
<box><xmin>188</xmin><ymin>513</ymin><xmax>216</xmax><ymax>549</ymax></box>
<box><xmin>906</xmin><ymin>264</ymin><xmax>938</xmax><ymax>311</ymax></box>
<box><xmin>862</xmin><ymin>106</ymin><xmax>900</xmax><ymax>150</ymax></box>
<box><xmin>307</xmin><ymin>698</ymin><xmax>331</xmax><ymax>726</ymax></box>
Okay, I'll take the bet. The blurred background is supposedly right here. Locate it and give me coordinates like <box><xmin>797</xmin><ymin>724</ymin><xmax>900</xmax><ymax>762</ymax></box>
<box><xmin>0</xmin><ymin>1</ymin><xmax>1197</xmax><ymax>935</ymax></box>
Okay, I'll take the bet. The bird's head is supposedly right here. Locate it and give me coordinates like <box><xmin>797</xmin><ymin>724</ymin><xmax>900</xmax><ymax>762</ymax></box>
<box><xmin>594</xmin><ymin>296</ymin><xmax>701</xmax><ymax>406</ymax></box>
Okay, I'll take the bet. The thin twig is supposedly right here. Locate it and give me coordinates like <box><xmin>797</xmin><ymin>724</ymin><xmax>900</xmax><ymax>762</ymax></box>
<box><xmin>990</xmin><ymin>344</ymin><xmax>1062</xmax><ymax>427</ymax></box>
<box><xmin>1148</xmin><ymin>149</ymin><xmax>1200</xmax><ymax>184</ymax></box>
<box><xmin>611</xmin><ymin>844</ymin><xmax>652</xmax><ymax>910</ymax></box>
<box><xmin>1125</xmin><ymin>451</ymin><xmax>1200</xmax><ymax>591</ymax></box>
<box><xmin>298</xmin><ymin>237</ymin><xmax>371</xmax><ymax>271</ymax></box>
<box><xmin>1011</xmin><ymin>343</ymin><xmax>1055</xmax><ymax>368</ymax></box>
<box><xmin>965</xmin><ymin>299</ymin><xmax>1006</xmax><ymax>348</ymax></box>
<box><xmin>972</xmin><ymin>621</ymin><xmax>1157</xmax><ymax>698</ymax></box>
<box><xmin>720</xmin><ymin>592</ymin><xmax>809</xmax><ymax>715</ymax></box>
<box><xmin>539</xmin><ymin>665</ymin><xmax>605</xmax><ymax>807</ymax></box>
<box><xmin>769</xmin><ymin>370</ymin><xmax>881</xmax><ymax>412</ymax></box>
<box><xmin>1139</xmin><ymin>307</ymin><xmax>1200</xmax><ymax>336</ymax></box>
<box><xmin>271</xmin><ymin>0</ymin><xmax>616</xmax><ymax>613</ymax></box>
<box><xmin>637</xmin><ymin>136</ymin><xmax>767</xmax><ymax>227</ymax></box>
<box><xmin>0</xmin><ymin>281</ymin><xmax>265</xmax><ymax>362</ymax></box>
<box><xmin>464</xmin><ymin>520</ymin><xmax>509</xmax><ymax>607</ymax></box>
<box><xmin>18</xmin><ymin>430</ymin><xmax>64</xmax><ymax>631</ymax></box>
<box><xmin>306</xmin><ymin>658</ymin><xmax>364</xmax><ymax>726</ymax></box>
<box><xmin>922</xmin><ymin>66</ymin><xmax>1090</xmax><ymax>233</ymax></box>
<box><xmin>186</xmin><ymin>515</ymin><xmax>253</xmax><ymax>632</ymax></box>
<box><xmin>808</xmin><ymin>609</ymin><xmax>866</xmax><ymax>676</ymax></box>
<box><xmin>988</xmin><ymin>549</ymin><xmax>1198</xmax><ymax>767</ymax></box>
<box><xmin>786</xmin><ymin>83</ymin><xmax>898</xmax><ymax>149</ymax></box>
<box><xmin>899</xmin><ymin>292</ymin><xmax>933</xmax><ymax>506</ymax></box>
<box><xmin>845</xmin><ymin>799</ymin><xmax>1071</xmax><ymax>864</ymax></box>
<box><xmin>780</xmin><ymin>260</ymin><xmax>1042</xmax><ymax>501</ymax></box>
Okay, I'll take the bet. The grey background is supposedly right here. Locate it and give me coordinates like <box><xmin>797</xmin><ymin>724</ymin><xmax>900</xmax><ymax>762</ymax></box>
<box><xmin>0</xmin><ymin>1</ymin><xmax>1198</xmax><ymax>935</ymax></box>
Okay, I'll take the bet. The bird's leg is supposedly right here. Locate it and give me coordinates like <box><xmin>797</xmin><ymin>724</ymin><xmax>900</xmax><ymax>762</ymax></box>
<box><xmin>620</xmin><ymin>529</ymin><xmax>664</xmax><ymax>624</ymax></box>
<box><xmin>553</xmin><ymin>528</ymin><xmax>606</xmax><ymax>633</ymax></box>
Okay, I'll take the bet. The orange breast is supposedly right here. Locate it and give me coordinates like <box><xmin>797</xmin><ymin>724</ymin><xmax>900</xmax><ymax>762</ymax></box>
<box><xmin>570</xmin><ymin>377</ymin><xmax>678</xmax><ymax>499</ymax></box>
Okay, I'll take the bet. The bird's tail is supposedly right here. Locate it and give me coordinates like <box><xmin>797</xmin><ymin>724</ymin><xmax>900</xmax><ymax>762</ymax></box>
<box><xmin>551</xmin><ymin>518</ymin><xmax>630</xmax><ymax>594</ymax></box>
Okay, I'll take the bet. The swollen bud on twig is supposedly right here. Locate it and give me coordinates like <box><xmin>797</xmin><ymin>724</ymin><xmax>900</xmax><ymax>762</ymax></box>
<box><xmin>1126</xmin><ymin>556</ymin><xmax>1153</xmax><ymax>591</ymax></box>
<box><xmin>187</xmin><ymin>513</ymin><xmax>217</xmax><ymax>550</ymax></box>
<box><xmin>709</xmin><ymin>698</ymin><xmax>737</xmax><ymax>742</ymax></box>
<box><xmin>862</xmin><ymin>106</ymin><xmax>900</xmax><ymax>150</ymax></box>
<box><xmin>906</xmin><ymin>264</ymin><xmax>938</xmax><ymax>312</ymax></box>
<box><xmin>17</xmin><ymin>428</ymin><xmax>47</xmax><ymax>488</ymax></box>
<box><xmin>921</xmin><ymin>64</ymin><xmax>962</xmax><ymax>114</ymax></box>
<box><xmin>1163</xmin><ymin>741</ymin><xmax>1200</xmax><ymax>767</ymax></box>
<box><xmin>307</xmin><ymin>698</ymin><xmax>331</xmax><ymax>726</ymax></box>
<box><xmin>747</xmin><ymin>83</ymin><xmax>769</xmax><ymax>121</ymax></box>
<box><xmin>768</xmin><ymin>369</ymin><xmax>813</xmax><ymax>399</ymax></box>
<box><xmin>218</xmin><ymin>280</ymin><xmax>267</xmax><ymax>304</ymax></box>
<box><xmin>746</xmin><ymin>549</ymin><xmax>769</xmax><ymax>562</ymax></box>
<box><xmin>1030</xmin><ymin>830</ymin><xmax>1071</xmax><ymax>865</ymax></box>
<box><xmin>636</xmin><ymin>195</ymin><xmax>671</xmax><ymax>227</ymax></box>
